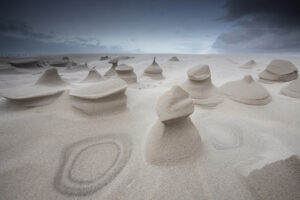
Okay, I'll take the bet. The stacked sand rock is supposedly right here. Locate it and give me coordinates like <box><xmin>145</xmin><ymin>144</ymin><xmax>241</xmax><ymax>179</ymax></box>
<box><xmin>169</xmin><ymin>56</ymin><xmax>179</xmax><ymax>62</ymax></box>
<box><xmin>69</xmin><ymin>78</ymin><xmax>127</xmax><ymax>114</ymax></box>
<box><xmin>240</xmin><ymin>60</ymin><xmax>256</xmax><ymax>69</ymax></box>
<box><xmin>144</xmin><ymin>57</ymin><xmax>163</xmax><ymax>79</ymax></box>
<box><xmin>145</xmin><ymin>86</ymin><xmax>201</xmax><ymax>165</ymax></box>
<box><xmin>182</xmin><ymin>65</ymin><xmax>223</xmax><ymax>106</ymax></box>
<box><xmin>281</xmin><ymin>78</ymin><xmax>300</xmax><ymax>99</ymax></box>
<box><xmin>259</xmin><ymin>59</ymin><xmax>298</xmax><ymax>82</ymax></box>
<box><xmin>116</xmin><ymin>64</ymin><xmax>137</xmax><ymax>83</ymax></box>
<box><xmin>104</xmin><ymin>59</ymin><xmax>118</xmax><ymax>77</ymax></box>
<box><xmin>220</xmin><ymin>75</ymin><xmax>272</xmax><ymax>105</ymax></box>
<box><xmin>82</xmin><ymin>67</ymin><xmax>103</xmax><ymax>83</ymax></box>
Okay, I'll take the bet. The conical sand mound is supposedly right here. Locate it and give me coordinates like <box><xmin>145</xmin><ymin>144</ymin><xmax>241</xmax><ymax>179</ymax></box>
<box><xmin>116</xmin><ymin>64</ymin><xmax>137</xmax><ymax>83</ymax></box>
<box><xmin>145</xmin><ymin>86</ymin><xmax>201</xmax><ymax>165</ymax></box>
<box><xmin>259</xmin><ymin>59</ymin><xmax>298</xmax><ymax>82</ymax></box>
<box><xmin>169</xmin><ymin>56</ymin><xmax>179</xmax><ymax>62</ymax></box>
<box><xmin>104</xmin><ymin>60</ymin><xmax>118</xmax><ymax>77</ymax></box>
<box><xmin>240</xmin><ymin>60</ymin><xmax>256</xmax><ymax>69</ymax></box>
<box><xmin>281</xmin><ymin>78</ymin><xmax>300</xmax><ymax>98</ymax></box>
<box><xmin>220</xmin><ymin>75</ymin><xmax>272</xmax><ymax>105</ymax></box>
<box><xmin>82</xmin><ymin>67</ymin><xmax>103</xmax><ymax>83</ymax></box>
<box><xmin>144</xmin><ymin>57</ymin><xmax>164</xmax><ymax>79</ymax></box>
<box><xmin>36</xmin><ymin>68</ymin><xmax>67</xmax><ymax>86</ymax></box>
<box><xmin>182</xmin><ymin>65</ymin><xmax>223</xmax><ymax>107</ymax></box>
<box><xmin>69</xmin><ymin>78</ymin><xmax>127</xmax><ymax>114</ymax></box>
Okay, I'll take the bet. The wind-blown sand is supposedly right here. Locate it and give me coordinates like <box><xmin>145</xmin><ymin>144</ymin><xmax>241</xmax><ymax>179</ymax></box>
<box><xmin>0</xmin><ymin>54</ymin><xmax>300</xmax><ymax>200</ymax></box>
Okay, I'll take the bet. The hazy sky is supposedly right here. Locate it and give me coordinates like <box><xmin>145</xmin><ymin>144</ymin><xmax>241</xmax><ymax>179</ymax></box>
<box><xmin>0</xmin><ymin>0</ymin><xmax>299</xmax><ymax>54</ymax></box>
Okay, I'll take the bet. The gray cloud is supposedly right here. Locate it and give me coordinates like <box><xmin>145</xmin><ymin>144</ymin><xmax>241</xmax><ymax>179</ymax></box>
<box><xmin>213</xmin><ymin>0</ymin><xmax>300</xmax><ymax>53</ymax></box>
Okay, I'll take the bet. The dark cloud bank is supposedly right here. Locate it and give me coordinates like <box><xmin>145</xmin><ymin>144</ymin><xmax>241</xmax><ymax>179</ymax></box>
<box><xmin>213</xmin><ymin>0</ymin><xmax>300</xmax><ymax>53</ymax></box>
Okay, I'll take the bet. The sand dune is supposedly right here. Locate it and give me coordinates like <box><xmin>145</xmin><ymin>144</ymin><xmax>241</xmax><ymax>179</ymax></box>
<box><xmin>169</xmin><ymin>56</ymin><xmax>179</xmax><ymax>62</ymax></box>
<box><xmin>240</xmin><ymin>60</ymin><xmax>256</xmax><ymax>69</ymax></box>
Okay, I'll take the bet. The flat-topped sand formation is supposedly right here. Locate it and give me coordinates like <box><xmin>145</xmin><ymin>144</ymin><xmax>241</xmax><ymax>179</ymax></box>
<box><xmin>240</xmin><ymin>60</ymin><xmax>256</xmax><ymax>69</ymax></box>
<box><xmin>220</xmin><ymin>75</ymin><xmax>272</xmax><ymax>105</ymax></box>
<box><xmin>49</xmin><ymin>60</ymin><xmax>70</xmax><ymax>67</ymax></box>
<box><xmin>82</xmin><ymin>67</ymin><xmax>103</xmax><ymax>83</ymax></box>
<box><xmin>259</xmin><ymin>59</ymin><xmax>298</xmax><ymax>82</ymax></box>
<box><xmin>100</xmin><ymin>56</ymin><xmax>110</xmax><ymax>60</ymax></box>
<box><xmin>182</xmin><ymin>64</ymin><xmax>223</xmax><ymax>107</ymax></box>
<box><xmin>145</xmin><ymin>86</ymin><xmax>201</xmax><ymax>165</ymax></box>
<box><xmin>69</xmin><ymin>78</ymin><xmax>127</xmax><ymax>114</ymax></box>
<box><xmin>143</xmin><ymin>57</ymin><xmax>164</xmax><ymax>79</ymax></box>
<box><xmin>8</xmin><ymin>59</ymin><xmax>41</xmax><ymax>68</ymax></box>
<box><xmin>116</xmin><ymin>64</ymin><xmax>137</xmax><ymax>83</ymax></box>
<box><xmin>281</xmin><ymin>78</ymin><xmax>300</xmax><ymax>98</ymax></box>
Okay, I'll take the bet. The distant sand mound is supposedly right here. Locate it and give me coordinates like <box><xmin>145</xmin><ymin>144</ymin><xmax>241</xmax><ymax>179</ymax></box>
<box><xmin>35</xmin><ymin>68</ymin><xmax>67</xmax><ymax>86</ymax></box>
<box><xmin>144</xmin><ymin>57</ymin><xmax>164</xmax><ymax>79</ymax></box>
<box><xmin>259</xmin><ymin>59</ymin><xmax>298</xmax><ymax>82</ymax></box>
<box><xmin>145</xmin><ymin>86</ymin><xmax>201</xmax><ymax>165</ymax></box>
<box><xmin>49</xmin><ymin>60</ymin><xmax>70</xmax><ymax>67</ymax></box>
<box><xmin>54</xmin><ymin>134</ymin><xmax>131</xmax><ymax>196</ymax></box>
<box><xmin>104</xmin><ymin>60</ymin><xmax>118</xmax><ymax>77</ymax></box>
<box><xmin>116</xmin><ymin>64</ymin><xmax>137</xmax><ymax>83</ymax></box>
<box><xmin>100</xmin><ymin>56</ymin><xmax>110</xmax><ymax>60</ymax></box>
<box><xmin>8</xmin><ymin>59</ymin><xmax>41</xmax><ymax>68</ymax></box>
<box><xmin>182</xmin><ymin>64</ymin><xmax>223</xmax><ymax>107</ymax></box>
<box><xmin>281</xmin><ymin>78</ymin><xmax>300</xmax><ymax>98</ymax></box>
<box><xmin>69</xmin><ymin>78</ymin><xmax>127</xmax><ymax>114</ymax></box>
<box><xmin>246</xmin><ymin>155</ymin><xmax>300</xmax><ymax>200</ymax></box>
<box><xmin>169</xmin><ymin>56</ymin><xmax>179</xmax><ymax>62</ymax></box>
<box><xmin>82</xmin><ymin>67</ymin><xmax>103</xmax><ymax>83</ymax></box>
<box><xmin>240</xmin><ymin>60</ymin><xmax>256</xmax><ymax>69</ymax></box>
<box><xmin>220</xmin><ymin>75</ymin><xmax>272</xmax><ymax>105</ymax></box>
<box><xmin>108</xmin><ymin>56</ymin><xmax>134</xmax><ymax>64</ymax></box>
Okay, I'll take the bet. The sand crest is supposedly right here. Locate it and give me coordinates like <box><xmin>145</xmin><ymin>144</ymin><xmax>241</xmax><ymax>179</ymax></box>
<box><xmin>143</xmin><ymin>57</ymin><xmax>164</xmax><ymax>79</ymax></box>
<box><xmin>281</xmin><ymin>78</ymin><xmax>300</xmax><ymax>98</ymax></box>
<box><xmin>240</xmin><ymin>60</ymin><xmax>256</xmax><ymax>69</ymax></box>
<box><xmin>69</xmin><ymin>78</ymin><xmax>127</xmax><ymax>114</ymax></box>
<box><xmin>169</xmin><ymin>56</ymin><xmax>179</xmax><ymax>62</ymax></box>
<box><xmin>116</xmin><ymin>64</ymin><xmax>137</xmax><ymax>83</ymax></box>
<box><xmin>259</xmin><ymin>59</ymin><xmax>298</xmax><ymax>82</ymax></box>
<box><xmin>8</xmin><ymin>59</ymin><xmax>40</xmax><ymax>68</ymax></box>
<box><xmin>220</xmin><ymin>75</ymin><xmax>272</xmax><ymax>105</ymax></box>
<box><xmin>81</xmin><ymin>67</ymin><xmax>103</xmax><ymax>83</ymax></box>
<box><xmin>182</xmin><ymin>64</ymin><xmax>223</xmax><ymax>107</ymax></box>
<box><xmin>54</xmin><ymin>134</ymin><xmax>131</xmax><ymax>196</ymax></box>
<box><xmin>35</xmin><ymin>68</ymin><xmax>67</xmax><ymax>86</ymax></box>
<box><xmin>145</xmin><ymin>86</ymin><xmax>201</xmax><ymax>165</ymax></box>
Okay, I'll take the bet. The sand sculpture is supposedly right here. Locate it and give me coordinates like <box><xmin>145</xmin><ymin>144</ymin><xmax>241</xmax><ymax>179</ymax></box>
<box><xmin>49</xmin><ymin>60</ymin><xmax>70</xmax><ymax>67</ymax></box>
<box><xmin>116</xmin><ymin>64</ymin><xmax>137</xmax><ymax>83</ymax></box>
<box><xmin>82</xmin><ymin>67</ymin><xmax>103</xmax><ymax>83</ymax></box>
<box><xmin>36</xmin><ymin>68</ymin><xmax>67</xmax><ymax>86</ymax></box>
<box><xmin>169</xmin><ymin>56</ymin><xmax>179</xmax><ymax>62</ymax></box>
<box><xmin>69</xmin><ymin>78</ymin><xmax>128</xmax><ymax>114</ymax></box>
<box><xmin>8</xmin><ymin>59</ymin><xmax>40</xmax><ymax>68</ymax></box>
<box><xmin>54</xmin><ymin>134</ymin><xmax>131</xmax><ymax>196</ymax></box>
<box><xmin>143</xmin><ymin>57</ymin><xmax>164</xmax><ymax>79</ymax></box>
<box><xmin>220</xmin><ymin>75</ymin><xmax>272</xmax><ymax>105</ymax></box>
<box><xmin>259</xmin><ymin>59</ymin><xmax>298</xmax><ymax>82</ymax></box>
<box><xmin>145</xmin><ymin>86</ymin><xmax>201</xmax><ymax>165</ymax></box>
<box><xmin>100</xmin><ymin>56</ymin><xmax>110</xmax><ymax>60</ymax></box>
<box><xmin>182</xmin><ymin>64</ymin><xmax>223</xmax><ymax>107</ymax></box>
<box><xmin>104</xmin><ymin>59</ymin><xmax>118</xmax><ymax>77</ymax></box>
<box><xmin>240</xmin><ymin>60</ymin><xmax>256</xmax><ymax>69</ymax></box>
<box><xmin>281</xmin><ymin>78</ymin><xmax>300</xmax><ymax>99</ymax></box>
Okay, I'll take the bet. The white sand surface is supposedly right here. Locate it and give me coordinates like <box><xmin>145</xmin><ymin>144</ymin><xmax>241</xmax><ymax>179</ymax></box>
<box><xmin>0</xmin><ymin>54</ymin><xmax>300</xmax><ymax>200</ymax></box>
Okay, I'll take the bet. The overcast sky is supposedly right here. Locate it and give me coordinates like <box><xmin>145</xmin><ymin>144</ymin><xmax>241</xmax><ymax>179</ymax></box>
<box><xmin>0</xmin><ymin>0</ymin><xmax>299</xmax><ymax>55</ymax></box>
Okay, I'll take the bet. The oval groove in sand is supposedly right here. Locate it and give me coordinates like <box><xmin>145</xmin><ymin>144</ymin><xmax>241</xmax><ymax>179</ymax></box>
<box><xmin>54</xmin><ymin>134</ymin><xmax>131</xmax><ymax>196</ymax></box>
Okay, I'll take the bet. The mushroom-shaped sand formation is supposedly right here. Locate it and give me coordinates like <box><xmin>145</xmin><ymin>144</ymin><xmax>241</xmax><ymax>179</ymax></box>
<box><xmin>220</xmin><ymin>75</ymin><xmax>272</xmax><ymax>105</ymax></box>
<box><xmin>169</xmin><ymin>56</ymin><xmax>179</xmax><ymax>62</ymax></box>
<box><xmin>182</xmin><ymin>64</ymin><xmax>223</xmax><ymax>107</ymax></box>
<box><xmin>116</xmin><ymin>64</ymin><xmax>137</xmax><ymax>83</ymax></box>
<box><xmin>145</xmin><ymin>86</ymin><xmax>201</xmax><ymax>165</ymax></box>
<box><xmin>143</xmin><ymin>57</ymin><xmax>164</xmax><ymax>79</ymax></box>
<box><xmin>240</xmin><ymin>60</ymin><xmax>256</xmax><ymax>69</ymax></box>
<box><xmin>104</xmin><ymin>59</ymin><xmax>118</xmax><ymax>77</ymax></box>
<box><xmin>69</xmin><ymin>78</ymin><xmax>128</xmax><ymax>114</ymax></box>
<box><xmin>281</xmin><ymin>78</ymin><xmax>300</xmax><ymax>99</ymax></box>
<box><xmin>259</xmin><ymin>59</ymin><xmax>298</xmax><ymax>82</ymax></box>
<box><xmin>82</xmin><ymin>67</ymin><xmax>103</xmax><ymax>83</ymax></box>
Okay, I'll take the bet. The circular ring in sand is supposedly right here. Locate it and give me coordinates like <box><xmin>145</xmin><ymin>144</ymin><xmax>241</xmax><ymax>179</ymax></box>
<box><xmin>54</xmin><ymin>134</ymin><xmax>131</xmax><ymax>196</ymax></box>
